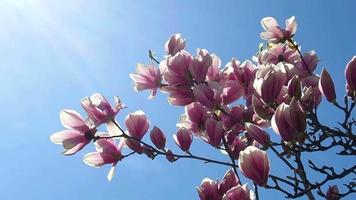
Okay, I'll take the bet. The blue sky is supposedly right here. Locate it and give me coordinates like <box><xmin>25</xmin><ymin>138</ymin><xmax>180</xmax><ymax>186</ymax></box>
<box><xmin>0</xmin><ymin>0</ymin><xmax>355</xmax><ymax>199</ymax></box>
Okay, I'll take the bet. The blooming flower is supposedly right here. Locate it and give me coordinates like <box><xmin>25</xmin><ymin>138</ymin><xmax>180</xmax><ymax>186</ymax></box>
<box><xmin>130</xmin><ymin>64</ymin><xmax>162</xmax><ymax>98</ymax></box>
<box><xmin>81</xmin><ymin>93</ymin><xmax>125</xmax><ymax>127</ymax></box>
<box><xmin>50</xmin><ymin>110</ymin><xmax>94</xmax><ymax>155</ymax></box>
<box><xmin>260</xmin><ymin>16</ymin><xmax>297</xmax><ymax>43</ymax></box>
<box><xmin>239</xmin><ymin>146</ymin><xmax>270</xmax><ymax>186</ymax></box>
<box><xmin>83</xmin><ymin>137</ymin><xmax>124</xmax><ymax>181</ymax></box>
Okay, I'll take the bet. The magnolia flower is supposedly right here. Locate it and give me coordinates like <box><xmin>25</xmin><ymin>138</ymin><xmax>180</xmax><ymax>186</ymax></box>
<box><xmin>197</xmin><ymin>178</ymin><xmax>220</xmax><ymax>200</ymax></box>
<box><xmin>253</xmin><ymin>63</ymin><xmax>286</xmax><ymax>104</ymax></box>
<box><xmin>189</xmin><ymin>49</ymin><xmax>213</xmax><ymax>83</ymax></box>
<box><xmin>173</xmin><ymin>128</ymin><xmax>193</xmax><ymax>152</ymax></box>
<box><xmin>83</xmin><ymin>137</ymin><xmax>124</xmax><ymax>181</ymax></box>
<box><xmin>345</xmin><ymin>56</ymin><xmax>356</xmax><ymax>98</ymax></box>
<box><xmin>150</xmin><ymin>126</ymin><xmax>166</xmax><ymax>150</ymax></box>
<box><xmin>193</xmin><ymin>81</ymin><xmax>223</xmax><ymax>109</ymax></box>
<box><xmin>163</xmin><ymin>86</ymin><xmax>195</xmax><ymax>106</ymax></box>
<box><xmin>245</xmin><ymin>122</ymin><xmax>270</xmax><ymax>146</ymax></box>
<box><xmin>163</xmin><ymin>50</ymin><xmax>193</xmax><ymax>86</ymax></box>
<box><xmin>296</xmin><ymin>50</ymin><xmax>319</xmax><ymax>77</ymax></box>
<box><xmin>258</xmin><ymin>43</ymin><xmax>299</xmax><ymax>65</ymax></box>
<box><xmin>287</xmin><ymin>75</ymin><xmax>302</xmax><ymax>98</ymax></box>
<box><xmin>124</xmin><ymin>110</ymin><xmax>150</xmax><ymax>153</ymax></box>
<box><xmin>218</xmin><ymin>168</ymin><xmax>240</xmax><ymax>195</ymax></box>
<box><xmin>207</xmin><ymin>54</ymin><xmax>223</xmax><ymax>81</ymax></box>
<box><xmin>223</xmin><ymin>184</ymin><xmax>252</xmax><ymax>200</ymax></box>
<box><xmin>130</xmin><ymin>64</ymin><xmax>162</xmax><ymax>98</ymax></box>
<box><xmin>326</xmin><ymin>185</ymin><xmax>340</xmax><ymax>200</ymax></box>
<box><xmin>165</xmin><ymin>33</ymin><xmax>186</xmax><ymax>56</ymax></box>
<box><xmin>319</xmin><ymin>69</ymin><xmax>336</xmax><ymax>103</ymax></box>
<box><xmin>239</xmin><ymin>146</ymin><xmax>270</xmax><ymax>186</ymax></box>
<box><xmin>81</xmin><ymin>93</ymin><xmax>125</xmax><ymax>127</ymax></box>
<box><xmin>50</xmin><ymin>110</ymin><xmax>94</xmax><ymax>155</ymax></box>
<box><xmin>271</xmin><ymin>103</ymin><xmax>297</xmax><ymax>142</ymax></box>
<box><xmin>205</xmin><ymin>118</ymin><xmax>224</xmax><ymax>147</ymax></box>
<box><xmin>260</xmin><ymin>16</ymin><xmax>297</xmax><ymax>43</ymax></box>
<box><xmin>185</xmin><ymin>102</ymin><xmax>210</xmax><ymax>132</ymax></box>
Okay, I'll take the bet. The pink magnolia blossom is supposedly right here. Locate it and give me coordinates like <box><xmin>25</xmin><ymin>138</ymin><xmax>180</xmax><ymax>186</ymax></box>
<box><xmin>221</xmin><ymin>80</ymin><xmax>244</xmax><ymax>105</ymax></box>
<box><xmin>189</xmin><ymin>48</ymin><xmax>213</xmax><ymax>83</ymax></box>
<box><xmin>221</xmin><ymin>105</ymin><xmax>246</xmax><ymax>132</ymax></box>
<box><xmin>165</xmin><ymin>33</ymin><xmax>186</xmax><ymax>56</ymax></box>
<box><xmin>124</xmin><ymin>110</ymin><xmax>150</xmax><ymax>153</ymax></box>
<box><xmin>197</xmin><ymin>178</ymin><xmax>220</xmax><ymax>200</ymax></box>
<box><xmin>319</xmin><ymin>69</ymin><xmax>336</xmax><ymax>103</ymax></box>
<box><xmin>271</xmin><ymin>100</ymin><xmax>305</xmax><ymax>142</ymax></box>
<box><xmin>253</xmin><ymin>63</ymin><xmax>287</xmax><ymax>104</ymax></box>
<box><xmin>130</xmin><ymin>64</ymin><xmax>162</xmax><ymax>98</ymax></box>
<box><xmin>218</xmin><ymin>168</ymin><xmax>240</xmax><ymax>195</ymax></box>
<box><xmin>81</xmin><ymin>93</ymin><xmax>125</xmax><ymax>126</ymax></box>
<box><xmin>296</xmin><ymin>50</ymin><xmax>319</xmax><ymax>77</ymax></box>
<box><xmin>50</xmin><ymin>110</ymin><xmax>94</xmax><ymax>155</ymax></box>
<box><xmin>300</xmin><ymin>86</ymin><xmax>322</xmax><ymax>110</ymax></box>
<box><xmin>326</xmin><ymin>185</ymin><xmax>340</xmax><ymax>200</ymax></box>
<box><xmin>163</xmin><ymin>50</ymin><xmax>193</xmax><ymax>86</ymax></box>
<box><xmin>223</xmin><ymin>184</ymin><xmax>253</xmax><ymax>200</ymax></box>
<box><xmin>193</xmin><ymin>81</ymin><xmax>223</xmax><ymax>109</ymax></box>
<box><xmin>245</xmin><ymin>122</ymin><xmax>271</xmax><ymax>146</ymax></box>
<box><xmin>239</xmin><ymin>146</ymin><xmax>270</xmax><ymax>186</ymax></box>
<box><xmin>83</xmin><ymin>137</ymin><xmax>124</xmax><ymax>181</ymax></box>
<box><xmin>258</xmin><ymin>43</ymin><xmax>299</xmax><ymax>65</ymax></box>
<box><xmin>173</xmin><ymin>128</ymin><xmax>193</xmax><ymax>152</ymax></box>
<box><xmin>162</xmin><ymin>86</ymin><xmax>194</xmax><ymax>106</ymax></box>
<box><xmin>207</xmin><ymin>54</ymin><xmax>223</xmax><ymax>81</ymax></box>
<box><xmin>287</xmin><ymin>75</ymin><xmax>302</xmax><ymax>98</ymax></box>
<box><xmin>260</xmin><ymin>16</ymin><xmax>297</xmax><ymax>43</ymax></box>
<box><xmin>229</xmin><ymin>136</ymin><xmax>247</xmax><ymax>159</ymax></box>
<box><xmin>204</xmin><ymin>118</ymin><xmax>224</xmax><ymax>147</ymax></box>
<box><xmin>345</xmin><ymin>56</ymin><xmax>356</xmax><ymax>98</ymax></box>
<box><xmin>149</xmin><ymin>126</ymin><xmax>166</xmax><ymax>150</ymax></box>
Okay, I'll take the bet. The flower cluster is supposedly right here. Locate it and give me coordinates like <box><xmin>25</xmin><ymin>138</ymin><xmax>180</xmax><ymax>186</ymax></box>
<box><xmin>51</xmin><ymin>16</ymin><xmax>356</xmax><ymax>199</ymax></box>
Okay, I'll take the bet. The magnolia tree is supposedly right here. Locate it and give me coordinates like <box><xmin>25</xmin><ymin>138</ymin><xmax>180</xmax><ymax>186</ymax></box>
<box><xmin>50</xmin><ymin>16</ymin><xmax>355</xmax><ymax>200</ymax></box>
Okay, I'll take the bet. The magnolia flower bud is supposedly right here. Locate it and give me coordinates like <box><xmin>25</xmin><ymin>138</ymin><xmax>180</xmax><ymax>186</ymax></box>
<box><xmin>319</xmin><ymin>69</ymin><xmax>336</xmax><ymax>103</ymax></box>
<box><xmin>289</xmin><ymin>98</ymin><xmax>306</xmax><ymax>133</ymax></box>
<box><xmin>287</xmin><ymin>75</ymin><xmax>302</xmax><ymax>98</ymax></box>
<box><xmin>150</xmin><ymin>126</ymin><xmax>166</xmax><ymax>150</ymax></box>
<box><xmin>245</xmin><ymin>122</ymin><xmax>271</xmax><ymax>146</ymax></box>
<box><xmin>165</xmin><ymin>149</ymin><xmax>176</xmax><ymax>163</ymax></box>
<box><xmin>326</xmin><ymin>185</ymin><xmax>339</xmax><ymax>200</ymax></box>
<box><xmin>197</xmin><ymin>178</ymin><xmax>220</xmax><ymax>200</ymax></box>
<box><xmin>125</xmin><ymin>111</ymin><xmax>150</xmax><ymax>153</ymax></box>
<box><xmin>165</xmin><ymin>33</ymin><xmax>186</xmax><ymax>56</ymax></box>
<box><xmin>173</xmin><ymin>128</ymin><xmax>193</xmax><ymax>152</ymax></box>
<box><xmin>239</xmin><ymin>146</ymin><xmax>270</xmax><ymax>186</ymax></box>
<box><xmin>219</xmin><ymin>168</ymin><xmax>240</xmax><ymax>195</ymax></box>
<box><xmin>345</xmin><ymin>56</ymin><xmax>356</xmax><ymax>98</ymax></box>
